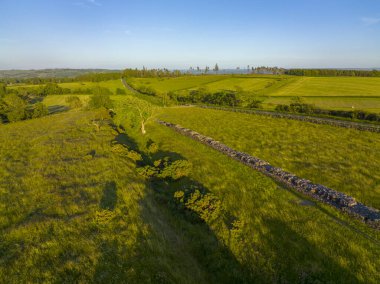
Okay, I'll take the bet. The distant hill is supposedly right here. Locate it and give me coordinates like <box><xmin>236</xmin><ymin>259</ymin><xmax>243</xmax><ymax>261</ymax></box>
<box><xmin>0</xmin><ymin>69</ymin><xmax>120</xmax><ymax>79</ymax></box>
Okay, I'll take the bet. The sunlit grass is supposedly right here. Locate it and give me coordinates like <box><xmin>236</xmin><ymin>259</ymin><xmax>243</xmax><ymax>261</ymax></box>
<box><xmin>159</xmin><ymin>107</ymin><xmax>380</xmax><ymax>209</ymax></box>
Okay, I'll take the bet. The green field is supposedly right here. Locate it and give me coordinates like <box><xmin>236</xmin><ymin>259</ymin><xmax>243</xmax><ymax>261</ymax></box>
<box><xmin>8</xmin><ymin>75</ymin><xmax>380</xmax><ymax>112</ymax></box>
<box><xmin>0</xmin><ymin>108</ymin><xmax>379</xmax><ymax>283</ymax></box>
<box><xmin>159</xmin><ymin>107</ymin><xmax>380</xmax><ymax>209</ymax></box>
<box><xmin>128</xmin><ymin>75</ymin><xmax>380</xmax><ymax>112</ymax></box>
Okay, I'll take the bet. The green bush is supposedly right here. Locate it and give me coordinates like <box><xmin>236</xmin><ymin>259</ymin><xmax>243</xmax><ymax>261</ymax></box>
<box><xmin>65</xmin><ymin>96</ymin><xmax>83</xmax><ymax>109</ymax></box>
<box><xmin>3</xmin><ymin>94</ymin><xmax>27</xmax><ymax>122</ymax></box>
<box><xmin>275</xmin><ymin>104</ymin><xmax>290</xmax><ymax>112</ymax></box>
<box><xmin>247</xmin><ymin>99</ymin><xmax>262</xmax><ymax>109</ymax></box>
<box><xmin>31</xmin><ymin>103</ymin><xmax>49</xmax><ymax>118</ymax></box>
<box><xmin>88</xmin><ymin>94</ymin><xmax>113</xmax><ymax>109</ymax></box>
<box><xmin>137</xmin><ymin>157</ymin><xmax>192</xmax><ymax>180</ymax></box>
<box><xmin>174</xmin><ymin>186</ymin><xmax>223</xmax><ymax>223</ymax></box>
<box><xmin>136</xmin><ymin>85</ymin><xmax>157</xmax><ymax>96</ymax></box>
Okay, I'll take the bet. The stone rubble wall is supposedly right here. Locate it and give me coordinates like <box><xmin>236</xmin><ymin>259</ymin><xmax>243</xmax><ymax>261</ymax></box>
<box><xmin>199</xmin><ymin>105</ymin><xmax>380</xmax><ymax>133</ymax></box>
<box><xmin>158</xmin><ymin>120</ymin><xmax>380</xmax><ymax>230</ymax></box>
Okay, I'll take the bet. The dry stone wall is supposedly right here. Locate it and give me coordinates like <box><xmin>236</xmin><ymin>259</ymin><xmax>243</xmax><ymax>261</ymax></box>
<box><xmin>199</xmin><ymin>106</ymin><xmax>380</xmax><ymax>133</ymax></box>
<box><xmin>158</xmin><ymin>120</ymin><xmax>380</xmax><ymax>230</ymax></box>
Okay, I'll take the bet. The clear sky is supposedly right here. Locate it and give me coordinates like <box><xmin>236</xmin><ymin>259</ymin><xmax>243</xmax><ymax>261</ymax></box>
<box><xmin>1</xmin><ymin>0</ymin><xmax>380</xmax><ymax>69</ymax></box>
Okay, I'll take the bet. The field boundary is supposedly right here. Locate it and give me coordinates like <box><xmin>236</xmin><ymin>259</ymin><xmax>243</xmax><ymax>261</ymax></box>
<box><xmin>157</xmin><ymin>120</ymin><xmax>380</xmax><ymax>230</ymax></box>
<box><xmin>198</xmin><ymin>105</ymin><xmax>380</xmax><ymax>133</ymax></box>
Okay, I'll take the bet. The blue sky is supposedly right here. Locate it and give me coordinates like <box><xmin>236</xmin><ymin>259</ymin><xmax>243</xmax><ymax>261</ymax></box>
<box><xmin>1</xmin><ymin>0</ymin><xmax>380</xmax><ymax>69</ymax></box>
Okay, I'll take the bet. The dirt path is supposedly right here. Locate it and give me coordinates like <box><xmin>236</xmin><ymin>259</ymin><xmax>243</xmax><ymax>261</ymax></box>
<box><xmin>121</xmin><ymin>78</ymin><xmax>139</xmax><ymax>93</ymax></box>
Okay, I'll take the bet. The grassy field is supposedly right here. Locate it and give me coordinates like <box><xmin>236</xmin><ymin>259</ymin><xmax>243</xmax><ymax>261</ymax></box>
<box><xmin>0</xmin><ymin>110</ymin><xmax>242</xmax><ymax>283</ymax></box>
<box><xmin>121</xmin><ymin>107</ymin><xmax>380</xmax><ymax>283</ymax></box>
<box><xmin>269</xmin><ymin>76</ymin><xmax>380</xmax><ymax>97</ymax></box>
<box><xmin>128</xmin><ymin>75</ymin><xmax>380</xmax><ymax>112</ymax></box>
<box><xmin>159</xmin><ymin>107</ymin><xmax>380</xmax><ymax>209</ymax></box>
<box><xmin>8</xmin><ymin>75</ymin><xmax>380</xmax><ymax>112</ymax></box>
<box><xmin>0</xmin><ymin>105</ymin><xmax>379</xmax><ymax>282</ymax></box>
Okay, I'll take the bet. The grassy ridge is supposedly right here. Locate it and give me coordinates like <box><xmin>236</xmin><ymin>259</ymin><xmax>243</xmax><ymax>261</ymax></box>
<box><xmin>0</xmin><ymin>111</ymin><xmax>210</xmax><ymax>283</ymax></box>
<box><xmin>159</xmin><ymin>107</ymin><xmax>380</xmax><ymax>209</ymax></box>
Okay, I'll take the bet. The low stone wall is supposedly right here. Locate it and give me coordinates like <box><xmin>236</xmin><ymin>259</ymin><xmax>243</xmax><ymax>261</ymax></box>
<box><xmin>158</xmin><ymin>120</ymin><xmax>380</xmax><ymax>230</ymax></box>
<box><xmin>199</xmin><ymin>105</ymin><xmax>380</xmax><ymax>133</ymax></box>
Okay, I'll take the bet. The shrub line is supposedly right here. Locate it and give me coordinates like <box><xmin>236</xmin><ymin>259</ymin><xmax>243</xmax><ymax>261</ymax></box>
<box><xmin>157</xmin><ymin>120</ymin><xmax>380</xmax><ymax>230</ymax></box>
<box><xmin>198</xmin><ymin>105</ymin><xmax>380</xmax><ymax>133</ymax></box>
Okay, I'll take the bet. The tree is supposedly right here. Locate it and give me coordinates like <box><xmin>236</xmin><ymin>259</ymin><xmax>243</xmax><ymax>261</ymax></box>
<box><xmin>65</xmin><ymin>96</ymin><xmax>83</xmax><ymax>109</ymax></box>
<box><xmin>205</xmin><ymin>66</ymin><xmax>210</xmax><ymax>73</ymax></box>
<box><xmin>3</xmin><ymin>94</ymin><xmax>27</xmax><ymax>122</ymax></box>
<box><xmin>213</xmin><ymin>63</ymin><xmax>219</xmax><ymax>74</ymax></box>
<box><xmin>118</xmin><ymin>97</ymin><xmax>157</xmax><ymax>134</ymax></box>
<box><xmin>89</xmin><ymin>93</ymin><xmax>113</xmax><ymax>109</ymax></box>
<box><xmin>31</xmin><ymin>103</ymin><xmax>49</xmax><ymax>118</ymax></box>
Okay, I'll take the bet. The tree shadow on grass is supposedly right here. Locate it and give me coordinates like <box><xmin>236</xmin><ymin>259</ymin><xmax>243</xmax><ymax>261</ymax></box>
<box><xmin>48</xmin><ymin>105</ymin><xmax>69</xmax><ymax>114</ymax></box>
<box><xmin>92</xmin><ymin>130</ymin><xmax>255</xmax><ymax>283</ymax></box>
<box><xmin>263</xmin><ymin>217</ymin><xmax>360</xmax><ymax>283</ymax></box>
<box><xmin>100</xmin><ymin>181</ymin><xmax>117</xmax><ymax>210</ymax></box>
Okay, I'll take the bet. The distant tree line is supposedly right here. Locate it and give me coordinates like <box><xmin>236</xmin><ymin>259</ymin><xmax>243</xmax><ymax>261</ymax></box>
<box><xmin>6</xmin><ymin>83</ymin><xmax>126</xmax><ymax>97</ymax></box>
<box><xmin>122</xmin><ymin>68</ymin><xmax>183</xmax><ymax>78</ymax></box>
<box><xmin>0</xmin><ymin>72</ymin><xmax>122</xmax><ymax>85</ymax></box>
<box><xmin>251</xmin><ymin>66</ymin><xmax>285</xmax><ymax>75</ymax></box>
<box><xmin>284</xmin><ymin>69</ymin><xmax>380</xmax><ymax>77</ymax></box>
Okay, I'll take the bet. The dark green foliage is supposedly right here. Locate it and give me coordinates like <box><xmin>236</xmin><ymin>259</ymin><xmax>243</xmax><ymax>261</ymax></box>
<box><xmin>31</xmin><ymin>103</ymin><xmax>49</xmax><ymax>118</ymax></box>
<box><xmin>174</xmin><ymin>186</ymin><xmax>223</xmax><ymax>223</ymax></box>
<box><xmin>137</xmin><ymin>157</ymin><xmax>192</xmax><ymax>180</ymax></box>
<box><xmin>136</xmin><ymin>85</ymin><xmax>157</xmax><ymax>96</ymax></box>
<box><xmin>247</xmin><ymin>99</ymin><xmax>263</xmax><ymax>109</ymax></box>
<box><xmin>43</xmin><ymin>83</ymin><xmax>64</xmax><ymax>95</ymax></box>
<box><xmin>289</xmin><ymin>102</ymin><xmax>316</xmax><ymax>113</ymax></box>
<box><xmin>2</xmin><ymin>94</ymin><xmax>27</xmax><ymax>122</ymax></box>
<box><xmin>88</xmin><ymin>94</ymin><xmax>113</xmax><ymax>109</ymax></box>
<box><xmin>275</xmin><ymin>104</ymin><xmax>290</xmax><ymax>112</ymax></box>
<box><xmin>176</xmin><ymin>88</ymin><xmax>241</xmax><ymax>107</ymax></box>
<box><xmin>275</xmin><ymin>102</ymin><xmax>380</xmax><ymax>122</ymax></box>
<box><xmin>285</xmin><ymin>68</ymin><xmax>380</xmax><ymax>77</ymax></box>
<box><xmin>65</xmin><ymin>96</ymin><xmax>83</xmax><ymax>109</ymax></box>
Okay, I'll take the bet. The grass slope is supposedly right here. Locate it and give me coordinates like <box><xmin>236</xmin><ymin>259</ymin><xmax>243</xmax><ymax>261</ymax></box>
<box><xmin>0</xmin><ymin>106</ymin><xmax>379</xmax><ymax>282</ymax></box>
<box><xmin>0</xmin><ymin>111</ymin><xmax>211</xmax><ymax>283</ymax></box>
